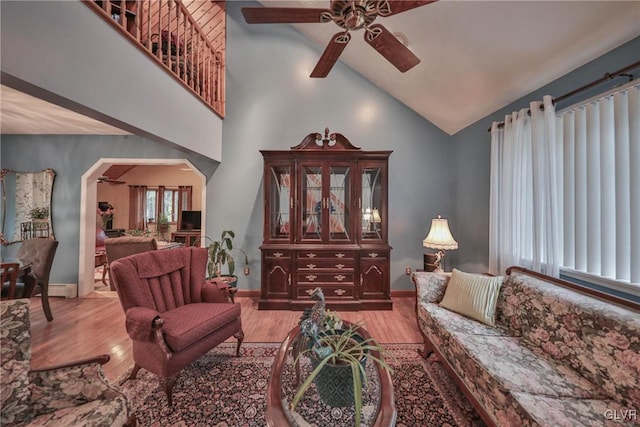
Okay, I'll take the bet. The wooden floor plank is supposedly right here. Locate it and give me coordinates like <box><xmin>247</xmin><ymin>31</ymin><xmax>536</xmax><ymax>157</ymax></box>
<box><xmin>28</xmin><ymin>295</ymin><xmax>421</xmax><ymax>381</ymax></box>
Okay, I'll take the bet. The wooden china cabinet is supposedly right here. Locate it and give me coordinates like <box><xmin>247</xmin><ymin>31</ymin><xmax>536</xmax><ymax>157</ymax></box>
<box><xmin>260</xmin><ymin>128</ymin><xmax>392</xmax><ymax>310</ymax></box>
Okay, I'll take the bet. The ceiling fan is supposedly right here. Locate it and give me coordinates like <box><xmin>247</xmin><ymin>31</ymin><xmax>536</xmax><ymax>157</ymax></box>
<box><xmin>241</xmin><ymin>0</ymin><xmax>437</xmax><ymax>78</ymax></box>
<box><xmin>97</xmin><ymin>176</ymin><xmax>126</xmax><ymax>185</ymax></box>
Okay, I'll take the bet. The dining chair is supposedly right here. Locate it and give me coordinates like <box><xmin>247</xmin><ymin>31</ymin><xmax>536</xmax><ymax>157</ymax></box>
<box><xmin>16</xmin><ymin>238</ymin><xmax>58</xmax><ymax>321</ymax></box>
<box><xmin>1</xmin><ymin>263</ymin><xmax>21</xmax><ymax>300</ymax></box>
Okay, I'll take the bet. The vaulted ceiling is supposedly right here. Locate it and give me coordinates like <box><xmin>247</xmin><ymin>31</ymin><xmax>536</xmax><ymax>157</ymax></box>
<box><xmin>1</xmin><ymin>1</ymin><xmax>639</xmax><ymax>135</ymax></box>
<box><xmin>255</xmin><ymin>1</ymin><xmax>640</xmax><ymax>134</ymax></box>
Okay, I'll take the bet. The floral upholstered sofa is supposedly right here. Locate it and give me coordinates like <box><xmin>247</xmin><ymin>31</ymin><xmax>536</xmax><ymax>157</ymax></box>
<box><xmin>1</xmin><ymin>299</ymin><xmax>135</xmax><ymax>426</ymax></box>
<box><xmin>412</xmin><ymin>267</ymin><xmax>640</xmax><ymax>426</ymax></box>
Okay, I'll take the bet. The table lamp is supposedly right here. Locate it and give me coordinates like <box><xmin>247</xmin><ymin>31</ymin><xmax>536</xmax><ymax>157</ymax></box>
<box><xmin>422</xmin><ymin>214</ymin><xmax>458</xmax><ymax>272</ymax></box>
<box><xmin>371</xmin><ymin>208</ymin><xmax>381</xmax><ymax>237</ymax></box>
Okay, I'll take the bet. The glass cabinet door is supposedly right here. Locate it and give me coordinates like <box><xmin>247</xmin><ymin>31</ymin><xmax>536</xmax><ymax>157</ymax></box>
<box><xmin>300</xmin><ymin>165</ymin><xmax>323</xmax><ymax>241</ymax></box>
<box><xmin>361</xmin><ymin>165</ymin><xmax>383</xmax><ymax>240</ymax></box>
<box><xmin>328</xmin><ymin>165</ymin><xmax>351</xmax><ymax>241</ymax></box>
<box><xmin>268</xmin><ymin>165</ymin><xmax>292</xmax><ymax>241</ymax></box>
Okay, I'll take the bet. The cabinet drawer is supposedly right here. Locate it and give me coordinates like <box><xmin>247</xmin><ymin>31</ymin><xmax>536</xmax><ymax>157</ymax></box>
<box><xmin>263</xmin><ymin>249</ymin><xmax>291</xmax><ymax>259</ymax></box>
<box><xmin>297</xmin><ymin>250</ymin><xmax>356</xmax><ymax>260</ymax></box>
<box><xmin>297</xmin><ymin>272</ymin><xmax>355</xmax><ymax>284</ymax></box>
<box><xmin>361</xmin><ymin>250</ymin><xmax>388</xmax><ymax>260</ymax></box>
<box><xmin>296</xmin><ymin>259</ymin><xmax>355</xmax><ymax>271</ymax></box>
<box><xmin>296</xmin><ymin>286</ymin><xmax>355</xmax><ymax>299</ymax></box>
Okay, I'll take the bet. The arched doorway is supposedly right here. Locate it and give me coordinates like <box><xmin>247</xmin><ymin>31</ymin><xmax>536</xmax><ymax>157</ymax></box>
<box><xmin>78</xmin><ymin>158</ymin><xmax>206</xmax><ymax>297</ymax></box>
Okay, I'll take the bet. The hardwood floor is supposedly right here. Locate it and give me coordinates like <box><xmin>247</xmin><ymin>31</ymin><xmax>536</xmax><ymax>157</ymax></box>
<box><xmin>28</xmin><ymin>295</ymin><xmax>422</xmax><ymax>382</ymax></box>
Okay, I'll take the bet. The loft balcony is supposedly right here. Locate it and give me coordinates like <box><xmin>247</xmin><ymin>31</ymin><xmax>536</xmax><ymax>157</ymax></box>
<box><xmin>86</xmin><ymin>0</ymin><xmax>225</xmax><ymax>118</ymax></box>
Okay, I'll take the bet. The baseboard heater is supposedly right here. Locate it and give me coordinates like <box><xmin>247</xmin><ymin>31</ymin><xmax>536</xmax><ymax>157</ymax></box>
<box><xmin>49</xmin><ymin>283</ymin><xmax>77</xmax><ymax>298</ymax></box>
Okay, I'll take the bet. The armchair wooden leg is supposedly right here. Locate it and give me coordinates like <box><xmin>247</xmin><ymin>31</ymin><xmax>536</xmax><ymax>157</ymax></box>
<box><xmin>162</xmin><ymin>376</ymin><xmax>178</xmax><ymax>407</ymax></box>
<box><xmin>124</xmin><ymin>414</ymin><xmax>137</xmax><ymax>427</ymax></box>
<box><xmin>234</xmin><ymin>330</ymin><xmax>244</xmax><ymax>356</ymax></box>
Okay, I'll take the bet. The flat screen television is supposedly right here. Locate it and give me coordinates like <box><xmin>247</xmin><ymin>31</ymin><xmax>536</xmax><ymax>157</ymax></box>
<box><xmin>180</xmin><ymin>210</ymin><xmax>201</xmax><ymax>231</ymax></box>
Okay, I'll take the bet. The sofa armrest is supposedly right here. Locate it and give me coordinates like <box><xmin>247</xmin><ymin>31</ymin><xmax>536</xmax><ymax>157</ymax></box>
<box><xmin>29</xmin><ymin>358</ymin><xmax>126</xmax><ymax>417</ymax></box>
<box><xmin>201</xmin><ymin>280</ymin><xmax>231</xmax><ymax>303</ymax></box>
<box><xmin>411</xmin><ymin>272</ymin><xmax>451</xmax><ymax>304</ymax></box>
<box><xmin>125</xmin><ymin>306</ymin><xmax>162</xmax><ymax>342</ymax></box>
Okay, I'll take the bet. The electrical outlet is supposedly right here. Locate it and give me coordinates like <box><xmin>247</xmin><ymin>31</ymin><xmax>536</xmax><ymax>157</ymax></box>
<box><xmin>405</xmin><ymin>266</ymin><xmax>412</xmax><ymax>275</ymax></box>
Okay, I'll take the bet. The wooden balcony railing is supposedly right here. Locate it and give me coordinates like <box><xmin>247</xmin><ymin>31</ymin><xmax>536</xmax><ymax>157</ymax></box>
<box><xmin>86</xmin><ymin>0</ymin><xmax>225</xmax><ymax>118</ymax></box>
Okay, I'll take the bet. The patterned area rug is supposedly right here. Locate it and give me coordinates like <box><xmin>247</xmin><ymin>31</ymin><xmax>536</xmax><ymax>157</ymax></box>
<box><xmin>119</xmin><ymin>343</ymin><xmax>485</xmax><ymax>426</ymax></box>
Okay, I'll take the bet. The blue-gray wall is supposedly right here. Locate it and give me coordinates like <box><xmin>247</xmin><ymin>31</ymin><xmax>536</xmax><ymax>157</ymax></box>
<box><xmin>210</xmin><ymin>2</ymin><xmax>451</xmax><ymax>291</ymax></box>
<box><xmin>1</xmin><ymin>0</ymin><xmax>638</xmax><ymax>293</ymax></box>
<box><xmin>0</xmin><ymin>135</ymin><xmax>217</xmax><ymax>283</ymax></box>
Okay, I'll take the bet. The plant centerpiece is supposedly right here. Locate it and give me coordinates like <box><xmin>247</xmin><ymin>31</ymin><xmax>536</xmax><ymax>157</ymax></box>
<box><xmin>203</xmin><ymin>230</ymin><xmax>249</xmax><ymax>282</ymax></box>
<box><xmin>291</xmin><ymin>288</ymin><xmax>391</xmax><ymax>427</ymax></box>
<box><xmin>126</xmin><ymin>228</ymin><xmax>151</xmax><ymax>237</ymax></box>
<box><xmin>29</xmin><ymin>207</ymin><xmax>49</xmax><ymax>223</ymax></box>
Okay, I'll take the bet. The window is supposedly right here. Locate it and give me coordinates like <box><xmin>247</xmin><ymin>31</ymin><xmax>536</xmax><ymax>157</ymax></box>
<box><xmin>144</xmin><ymin>187</ymin><xmax>191</xmax><ymax>223</ymax></box>
<box><xmin>490</xmin><ymin>83</ymin><xmax>639</xmax><ymax>297</ymax></box>
<box><xmin>557</xmin><ymin>82</ymin><xmax>639</xmax><ymax>294</ymax></box>
<box><xmin>162</xmin><ymin>188</ymin><xmax>179</xmax><ymax>222</ymax></box>
<box><xmin>145</xmin><ymin>189</ymin><xmax>157</xmax><ymax>222</ymax></box>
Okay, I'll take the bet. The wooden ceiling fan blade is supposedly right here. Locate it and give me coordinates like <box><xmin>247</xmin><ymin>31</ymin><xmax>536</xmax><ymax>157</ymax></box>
<box><xmin>364</xmin><ymin>24</ymin><xmax>420</xmax><ymax>72</ymax></box>
<box><xmin>310</xmin><ymin>32</ymin><xmax>351</xmax><ymax>78</ymax></box>
<box><xmin>377</xmin><ymin>0</ymin><xmax>438</xmax><ymax>17</ymax></box>
<box><xmin>241</xmin><ymin>7</ymin><xmax>332</xmax><ymax>24</ymax></box>
<box><xmin>98</xmin><ymin>176</ymin><xmax>126</xmax><ymax>185</ymax></box>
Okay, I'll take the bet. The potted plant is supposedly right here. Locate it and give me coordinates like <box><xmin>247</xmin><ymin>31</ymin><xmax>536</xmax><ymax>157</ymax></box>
<box><xmin>203</xmin><ymin>230</ymin><xmax>249</xmax><ymax>282</ymax></box>
<box><xmin>291</xmin><ymin>320</ymin><xmax>392</xmax><ymax>427</ymax></box>
<box><xmin>157</xmin><ymin>213</ymin><xmax>170</xmax><ymax>240</ymax></box>
<box><xmin>28</xmin><ymin>207</ymin><xmax>49</xmax><ymax>222</ymax></box>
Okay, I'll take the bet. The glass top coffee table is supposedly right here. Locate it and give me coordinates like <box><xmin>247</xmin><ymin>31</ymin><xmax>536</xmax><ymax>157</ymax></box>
<box><xmin>266</xmin><ymin>323</ymin><xmax>396</xmax><ymax>426</ymax></box>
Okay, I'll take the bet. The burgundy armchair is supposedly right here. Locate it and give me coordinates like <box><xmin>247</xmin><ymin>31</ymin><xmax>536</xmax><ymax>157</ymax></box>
<box><xmin>109</xmin><ymin>247</ymin><xmax>244</xmax><ymax>406</ymax></box>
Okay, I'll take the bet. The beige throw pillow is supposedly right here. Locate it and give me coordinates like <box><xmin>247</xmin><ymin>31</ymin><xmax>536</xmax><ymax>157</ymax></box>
<box><xmin>439</xmin><ymin>269</ymin><xmax>503</xmax><ymax>326</ymax></box>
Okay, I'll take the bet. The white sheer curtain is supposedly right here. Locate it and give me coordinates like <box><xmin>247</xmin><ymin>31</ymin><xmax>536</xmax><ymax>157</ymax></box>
<box><xmin>489</xmin><ymin>95</ymin><xmax>561</xmax><ymax>276</ymax></box>
<box><xmin>559</xmin><ymin>83</ymin><xmax>640</xmax><ymax>285</ymax></box>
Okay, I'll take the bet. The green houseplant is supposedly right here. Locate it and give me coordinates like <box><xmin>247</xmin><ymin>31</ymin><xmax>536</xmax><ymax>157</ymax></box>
<box><xmin>28</xmin><ymin>207</ymin><xmax>49</xmax><ymax>221</ymax></box>
<box><xmin>291</xmin><ymin>321</ymin><xmax>392</xmax><ymax>427</ymax></box>
<box><xmin>203</xmin><ymin>230</ymin><xmax>249</xmax><ymax>281</ymax></box>
<box><xmin>157</xmin><ymin>213</ymin><xmax>170</xmax><ymax>239</ymax></box>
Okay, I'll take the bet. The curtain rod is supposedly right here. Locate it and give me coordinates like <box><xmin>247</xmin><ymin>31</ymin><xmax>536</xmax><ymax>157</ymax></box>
<box><xmin>488</xmin><ymin>59</ymin><xmax>640</xmax><ymax>132</ymax></box>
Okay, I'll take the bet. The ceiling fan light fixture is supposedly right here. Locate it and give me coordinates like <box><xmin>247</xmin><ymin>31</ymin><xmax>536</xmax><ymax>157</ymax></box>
<box><xmin>393</xmin><ymin>31</ymin><xmax>409</xmax><ymax>47</ymax></box>
<box><xmin>344</xmin><ymin>9</ymin><xmax>366</xmax><ymax>29</ymax></box>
